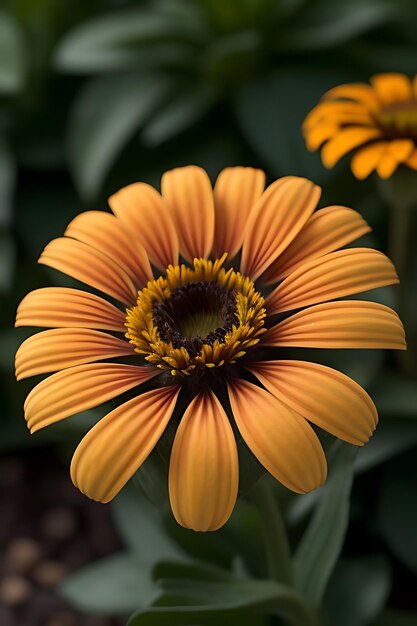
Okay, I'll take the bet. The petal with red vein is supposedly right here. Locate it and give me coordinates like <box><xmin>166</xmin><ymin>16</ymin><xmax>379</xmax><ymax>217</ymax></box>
<box><xmin>266</xmin><ymin>248</ymin><xmax>398</xmax><ymax>314</ymax></box>
<box><xmin>169</xmin><ymin>391</ymin><xmax>238</xmax><ymax>531</ymax></box>
<box><xmin>241</xmin><ymin>177</ymin><xmax>321</xmax><ymax>280</ymax></box>
<box><xmin>263</xmin><ymin>301</ymin><xmax>406</xmax><ymax>350</ymax></box>
<box><xmin>16</xmin><ymin>329</ymin><xmax>135</xmax><ymax>380</ymax></box>
<box><xmin>71</xmin><ymin>386</ymin><xmax>179</xmax><ymax>503</ymax></box>
<box><xmin>24</xmin><ymin>363</ymin><xmax>158</xmax><ymax>433</ymax></box>
<box><xmin>228</xmin><ymin>379</ymin><xmax>327</xmax><ymax>494</ymax></box>
<box><xmin>109</xmin><ymin>182</ymin><xmax>179</xmax><ymax>270</ymax></box>
<box><xmin>15</xmin><ymin>288</ymin><xmax>126</xmax><ymax>331</ymax></box>
<box><xmin>39</xmin><ymin>238</ymin><xmax>137</xmax><ymax>305</ymax></box>
<box><xmin>262</xmin><ymin>206</ymin><xmax>371</xmax><ymax>283</ymax></box>
<box><xmin>65</xmin><ymin>211</ymin><xmax>153</xmax><ymax>287</ymax></box>
<box><xmin>213</xmin><ymin>167</ymin><xmax>265</xmax><ymax>259</ymax></box>
<box><xmin>161</xmin><ymin>166</ymin><xmax>215</xmax><ymax>263</ymax></box>
<box><xmin>248</xmin><ymin>360</ymin><xmax>377</xmax><ymax>446</ymax></box>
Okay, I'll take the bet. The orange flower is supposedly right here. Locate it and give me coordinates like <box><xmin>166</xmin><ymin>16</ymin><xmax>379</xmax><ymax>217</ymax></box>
<box><xmin>303</xmin><ymin>73</ymin><xmax>417</xmax><ymax>179</ymax></box>
<box><xmin>15</xmin><ymin>166</ymin><xmax>406</xmax><ymax>531</ymax></box>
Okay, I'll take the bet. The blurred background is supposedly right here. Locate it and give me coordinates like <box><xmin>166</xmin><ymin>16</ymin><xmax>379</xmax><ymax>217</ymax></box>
<box><xmin>1</xmin><ymin>1</ymin><xmax>417</xmax><ymax>625</ymax></box>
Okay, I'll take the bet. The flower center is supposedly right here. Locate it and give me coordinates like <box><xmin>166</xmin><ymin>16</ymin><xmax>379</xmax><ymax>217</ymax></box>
<box><xmin>125</xmin><ymin>256</ymin><xmax>266</xmax><ymax>377</ymax></box>
<box><xmin>377</xmin><ymin>100</ymin><xmax>417</xmax><ymax>138</ymax></box>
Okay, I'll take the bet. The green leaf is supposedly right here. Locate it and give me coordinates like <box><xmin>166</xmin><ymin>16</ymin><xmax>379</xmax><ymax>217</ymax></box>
<box><xmin>54</xmin><ymin>6</ymin><xmax>204</xmax><ymax>73</ymax></box>
<box><xmin>67</xmin><ymin>73</ymin><xmax>174</xmax><ymax>201</ymax></box>
<box><xmin>235</xmin><ymin>66</ymin><xmax>354</xmax><ymax>180</ymax></box>
<box><xmin>324</xmin><ymin>555</ymin><xmax>391</xmax><ymax>626</ymax></box>
<box><xmin>279</xmin><ymin>0</ymin><xmax>396</xmax><ymax>51</ymax></box>
<box><xmin>370</xmin><ymin>371</ymin><xmax>417</xmax><ymax>418</ymax></box>
<box><xmin>141</xmin><ymin>85</ymin><xmax>218</xmax><ymax>147</ymax></box>
<box><xmin>377</xmin><ymin>450</ymin><xmax>417</xmax><ymax>573</ymax></box>
<box><xmin>0</xmin><ymin>11</ymin><xmax>25</xmax><ymax>93</ymax></box>
<box><xmin>111</xmin><ymin>486</ymin><xmax>185</xmax><ymax>565</ymax></box>
<box><xmin>60</xmin><ymin>552</ymin><xmax>158</xmax><ymax>614</ymax></box>
<box><xmin>129</xmin><ymin>577</ymin><xmax>316</xmax><ymax>626</ymax></box>
<box><xmin>0</xmin><ymin>136</ymin><xmax>16</xmax><ymax>228</ymax></box>
<box><xmin>355</xmin><ymin>419</ymin><xmax>417</xmax><ymax>473</ymax></box>
<box><xmin>294</xmin><ymin>441</ymin><xmax>357</xmax><ymax>605</ymax></box>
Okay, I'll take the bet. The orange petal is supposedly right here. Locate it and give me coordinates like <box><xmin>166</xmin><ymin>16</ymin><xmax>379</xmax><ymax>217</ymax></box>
<box><xmin>350</xmin><ymin>142</ymin><xmax>387</xmax><ymax>180</ymax></box>
<box><xmin>371</xmin><ymin>73</ymin><xmax>412</xmax><ymax>104</ymax></box>
<box><xmin>323</xmin><ymin>83</ymin><xmax>380</xmax><ymax>112</ymax></box>
<box><xmin>71</xmin><ymin>385</ymin><xmax>179</xmax><ymax>503</ymax></box>
<box><xmin>228</xmin><ymin>379</ymin><xmax>327</xmax><ymax>494</ymax></box>
<box><xmin>24</xmin><ymin>363</ymin><xmax>158</xmax><ymax>433</ymax></box>
<box><xmin>39</xmin><ymin>238</ymin><xmax>137</xmax><ymax>305</ymax></box>
<box><xmin>412</xmin><ymin>74</ymin><xmax>417</xmax><ymax>100</ymax></box>
<box><xmin>16</xmin><ymin>329</ymin><xmax>134</xmax><ymax>380</ymax></box>
<box><xmin>241</xmin><ymin>177</ymin><xmax>321</xmax><ymax>281</ymax></box>
<box><xmin>169</xmin><ymin>391</ymin><xmax>238</xmax><ymax>531</ymax></box>
<box><xmin>161</xmin><ymin>166</ymin><xmax>215</xmax><ymax>263</ymax></box>
<box><xmin>248</xmin><ymin>360</ymin><xmax>378</xmax><ymax>446</ymax></box>
<box><xmin>263</xmin><ymin>300</ymin><xmax>406</xmax><ymax>350</ymax></box>
<box><xmin>376</xmin><ymin>154</ymin><xmax>399</xmax><ymax>179</ymax></box>
<box><xmin>15</xmin><ymin>288</ymin><xmax>126</xmax><ymax>332</ymax></box>
<box><xmin>262</xmin><ymin>206</ymin><xmax>371</xmax><ymax>283</ymax></box>
<box><xmin>109</xmin><ymin>182</ymin><xmax>179</xmax><ymax>271</ymax></box>
<box><xmin>213</xmin><ymin>166</ymin><xmax>265</xmax><ymax>259</ymax></box>
<box><xmin>303</xmin><ymin>101</ymin><xmax>373</xmax><ymax>130</ymax></box>
<box><xmin>321</xmin><ymin>127</ymin><xmax>382</xmax><ymax>168</ymax></box>
<box><xmin>266</xmin><ymin>248</ymin><xmax>398</xmax><ymax>314</ymax></box>
<box><xmin>304</xmin><ymin>123</ymin><xmax>339</xmax><ymax>151</ymax></box>
<box><xmin>65</xmin><ymin>211</ymin><xmax>153</xmax><ymax>287</ymax></box>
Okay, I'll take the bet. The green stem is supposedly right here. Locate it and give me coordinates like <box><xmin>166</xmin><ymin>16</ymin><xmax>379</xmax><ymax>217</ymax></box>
<box><xmin>252</xmin><ymin>477</ymin><xmax>293</xmax><ymax>586</ymax></box>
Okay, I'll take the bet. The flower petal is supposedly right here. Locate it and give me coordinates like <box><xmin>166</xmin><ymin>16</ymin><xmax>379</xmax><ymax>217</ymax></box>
<box><xmin>39</xmin><ymin>238</ymin><xmax>137</xmax><ymax>305</ymax></box>
<box><xmin>323</xmin><ymin>83</ymin><xmax>380</xmax><ymax>112</ymax></box>
<box><xmin>24</xmin><ymin>364</ymin><xmax>158</xmax><ymax>433</ymax></box>
<box><xmin>241</xmin><ymin>177</ymin><xmax>321</xmax><ymax>281</ymax></box>
<box><xmin>228</xmin><ymin>379</ymin><xmax>327</xmax><ymax>494</ymax></box>
<box><xmin>321</xmin><ymin>127</ymin><xmax>382</xmax><ymax>168</ymax></box>
<box><xmin>213</xmin><ymin>166</ymin><xmax>265</xmax><ymax>259</ymax></box>
<box><xmin>376</xmin><ymin>154</ymin><xmax>399</xmax><ymax>179</ymax></box>
<box><xmin>371</xmin><ymin>73</ymin><xmax>412</xmax><ymax>104</ymax></box>
<box><xmin>15</xmin><ymin>288</ymin><xmax>126</xmax><ymax>332</ymax></box>
<box><xmin>71</xmin><ymin>386</ymin><xmax>179</xmax><ymax>503</ymax></box>
<box><xmin>161</xmin><ymin>166</ymin><xmax>215</xmax><ymax>263</ymax></box>
<box><xmin>350</xmin><ymin>142</ymin><xmax>387</xmax><ymax>180</ymax></box>
<box><xmin>16</xmin><ymin>329</ymin><xmax>135</xmax><ymax>380</ymax></box>
<box><xmin>65</xmin><ymin>211</ymin><xmax>153</xmax><ymax>287</ymax></box>
<box><xmin>266</xmin><ymin>248</ymin><xmax>398</xmax><ymax>314</ymax></box>
<box><xmin>263</xmin><ymin>301</ymin><xmax>406</xmax><ymax>350</ymax></box>
<box><xmin>304</xmin><ymin>123</ymin><xmax>339</xmax><ymax>151</ymax></box>
<box><xmin>248</xmin><ymin>360</ymin><xmax>378</xmax><ymax>446</ymax></box>
<box><xmin>169</xmin><ymin>391</ymin><xmax>238</xmax><ymax>531</ymax></box>
<box><xmin>406</xmin><ymin>148</ymin><xmax>417</xmax><ymax>170</ymax></box>
<box><xmin>303</xmin><ymin>102</ymin><xmax>373</xmax><ymax>130</ymax></box>
<box><xmin>109</xmin><ymin>182</ymin><xmax>179</xmax><ymax>271</ymax></box>
<box><xmin>262</xmin><ymin>206</ymin><xmax>371</xmax><ymax>283</ymax></box>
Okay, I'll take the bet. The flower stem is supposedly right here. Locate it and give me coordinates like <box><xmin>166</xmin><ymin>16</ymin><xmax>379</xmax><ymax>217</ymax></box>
<box><xmin>251</xmin><ymin>476</ymin><xmax>293</xmax><ymax>586</ymax></box>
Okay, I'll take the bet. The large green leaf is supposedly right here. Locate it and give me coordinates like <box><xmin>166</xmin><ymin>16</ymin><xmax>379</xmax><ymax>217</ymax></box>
<box><xmin>235</xmin><ymin>66</ymin><xmax>354</xmax><ymax>180</ymax></box>
<box><xmin>355</xmin><ymin>419</ymin><xmax>417</xmax><ymax>473</ymax></box>
<box><xmin>279</xmin><ymin>0</ymin><xmax>397</xmax><ymax>51</ymax></box>
<box><xmin>324</xmin><ymin>555</ymin><xmax>391</xmax><ymax>626</ymax></box>
<box><xmin>294</xmin><ymin>441</ymin><xmax>357</xmax><ymax>605</ymax></box>
<box><xmin>60</xmin><ymin>553</ymin><xmax>158</xmax><ymax>614</ymax></box>
<box><xmin>54</xmin><ymin>5</ymin><xmax>204</xmax><ymax>73</ymax></box>
<box><xmin>111</xmin><ymin>487</ymin><xmax>185</xmax><ymax>565</ymax></box>
<box><xmin>377</xmin><ymin>450</ymin><xmax>417</xmax><ymax>573</ymax></box>
<box><xmin>67</xmin><ymin>73</ymin><xmax>174</xmax><ymax>201</ymax></box>
<box><xmin>141</xmin><ymin>84</ymin><xmax>218</xmax><ymax>147</ymax></box>
<box><xmin>0</xmin><ymin>11</ymin><xmax>25</xmax><ymax>93</ymax></box>
<box><xmin>129</xmin><ymin>576</ymin><xmax>316</xmax><ymax>626</ymax></box>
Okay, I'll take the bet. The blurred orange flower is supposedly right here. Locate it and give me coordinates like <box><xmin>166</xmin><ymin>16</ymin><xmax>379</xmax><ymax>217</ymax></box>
<box><xmin>303</xmin><ymin>73</ymin><xmax>417</xmax><ymax>179</ymax></box>
<box><xmin>15</xmin><ymin>166</ymin><xmax>405</xmax><ymax>531</ymax></box>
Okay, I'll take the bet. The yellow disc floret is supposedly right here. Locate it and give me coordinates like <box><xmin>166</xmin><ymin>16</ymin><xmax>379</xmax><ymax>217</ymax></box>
<box><xmin>125</xmin><ymin>255</ymin><xmax>266</xmax><ymax>377</ymax></box>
